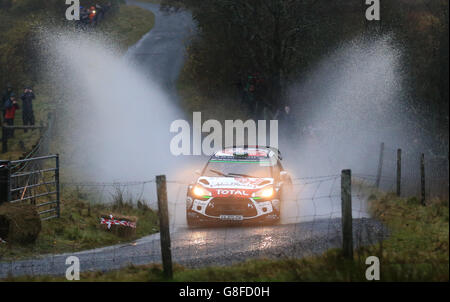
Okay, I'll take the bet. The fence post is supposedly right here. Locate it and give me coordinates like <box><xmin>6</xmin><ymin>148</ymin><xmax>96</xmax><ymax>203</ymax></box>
<box><xmin>396</xmin><ymin>148</ymin><xmax>402</xmax><ymax>197</ymax></box>
<box><xmin>0</xmin><ymin>161</ymin><xmax>10</xmax><ymax>204</ymax></box>
<box><xmin>375</xmin><ymin>142</ymin><xmax>384</xmax><ymax>188</ymax></box>
<box><xmin>341</xmin><ymin>169</ymin><xmax>353</xmax><ymax>259</ymax></box>
<box><xmin>156</xmin><ymin>175</ymin><xmax>173</xmax><ymax>278</ymax></box>
<box><xmin>2</xmin><ymin>126</ymin><xmax>7</xmax><ymax>153</ymax></box>
<box><xmin>55</xmin><ymin>154</ymin><xmax>61</xmax><ymax>218</ymax></box>
<box><xmin>420</xmin><ymin>153</ymin><xmax>426</xmax><ymax>206</ymax></box>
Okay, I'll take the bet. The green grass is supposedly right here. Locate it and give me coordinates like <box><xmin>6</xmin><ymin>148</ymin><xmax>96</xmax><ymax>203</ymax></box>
<box><xmin>4</xmin><ymin>193</ymin><xmax>448</xmax><ymax>281</ymax></box>
<box><xmin>0</xmin><ymin>189</ymin><xmax>159</xmax><ymax>260</ymax></box>
<box><xmin>366</xmin><ymin>193</ymin><xmax>449</xmax><ymax>280</ymax></box>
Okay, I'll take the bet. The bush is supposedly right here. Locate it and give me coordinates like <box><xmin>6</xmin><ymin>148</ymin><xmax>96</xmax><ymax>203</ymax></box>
<box><xmin>406</xmin><ymin>196</ymin><xmax>420</xmax><ymax>205</ymax></box>
<box><xmin>0</xmin><ymin>203</ymin><xmax>41</xmax><ymax>244</ymax></box>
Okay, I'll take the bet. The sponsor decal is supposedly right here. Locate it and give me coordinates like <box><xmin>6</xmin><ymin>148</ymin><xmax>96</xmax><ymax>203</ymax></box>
<box><xmin>212</xmin><ymin>188</ymin><xmax>257</xmax><ymax>198</ymax></box>
<box><xmin>234</xmin><ymin>177</ymin><xmax>267</xmax><ymax>186</ymax></box>
<box><xmin>201</xmin><ymin>177</ymin><xmax>272</xmax><ymax>189</ymax></box>
<box><xmin>215</xmin><ymin>148</ymin><xmax>269</xmax><ymax>157</ymax></box>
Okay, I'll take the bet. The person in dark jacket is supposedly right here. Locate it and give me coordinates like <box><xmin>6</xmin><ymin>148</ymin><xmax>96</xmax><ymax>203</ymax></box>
<box><xmin>20</xmin><ymin>86</ymin><xmax>36</xmax><ymax>132</ymax></box>
<box><xmin>4</xmin><ymin>93</ymin><xmax>20</xmax><ymax>138</ymax></box>
<box><xmin>80</xmin><ymin>6</ymin><xmax>90</xmax><ymax>26</ymax></box>
<box><xmin>95</xmin><ymin>4</ymin><xmax>105</xmax><ymax>22</ymax></box>
<box><xmin>278</xmin><ymin>105</ymin><xmax>296</xmax><ymax>135</ymax></box>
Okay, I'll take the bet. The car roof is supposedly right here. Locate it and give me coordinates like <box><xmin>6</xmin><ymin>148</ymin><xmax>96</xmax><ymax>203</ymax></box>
<box><xmin>212</xmin><ymin>146</ymin><xmax>281</xmax><ymax>161</ymax></box>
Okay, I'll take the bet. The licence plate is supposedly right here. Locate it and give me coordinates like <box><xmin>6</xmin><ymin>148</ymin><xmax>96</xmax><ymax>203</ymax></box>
<box><xmin>219</xmin><ymin>215</ymin><xmax>243</xmax><ymax>221</ymax></box>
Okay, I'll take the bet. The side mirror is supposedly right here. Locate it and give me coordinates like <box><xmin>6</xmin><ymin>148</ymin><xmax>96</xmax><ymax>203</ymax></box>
<box><xmin>194</xmin><ymin>169</ymin><xmax>202</xmax><ymax>176</ymax></box>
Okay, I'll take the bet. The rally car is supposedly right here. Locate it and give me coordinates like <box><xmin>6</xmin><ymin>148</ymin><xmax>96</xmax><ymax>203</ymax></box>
<box><xmin>186</xmin><ymin>146</ymin><xmax>292</xmax><ymax>227</ymax></box>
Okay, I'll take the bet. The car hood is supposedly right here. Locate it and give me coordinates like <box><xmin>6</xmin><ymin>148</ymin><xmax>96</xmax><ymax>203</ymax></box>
<box><xmin>197</xmin><ymin>176</ymin><xmax>273</xmax><ymax>189</ymax></box>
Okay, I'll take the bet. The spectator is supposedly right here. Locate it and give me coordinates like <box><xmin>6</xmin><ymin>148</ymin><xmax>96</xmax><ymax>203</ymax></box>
<box><xmin>104</xmin><ymin>2</ymin><xmax>112</xmax><ymax>13</ymax></box>
<box><xmin>278</xmin><ymin>105</ymin><xmax>296</xmax><ymax>134</ymax></box>
<box><xmin>89</xmin><ymin>6</ymin><xmax>97</xmax><ymax>25</ymax></box>
<box><xmin>262</xmin><ymin>101</ymin><xmax>276</xmax><ymax>120</ymax></box>
<box><xmin>241</xmin><ymin>83</ymin><xmax>255</xmax><ymax>116</ymax></box>
<box><xmin>96</xmin><ymin>4</ymin><xmax>105</xmax><ymax>22</ymax></box>
<box><xmin>20</xmin><ymin>86</ymin><xmax>36</xmax><ymax>132</ymax></box>
<box><xmin>80</xmin><ymin>6</ymin><xmax>90</xmax><ymax>25</ymax></box>
<box><xmin>1</xmin><ymin>83</ymin><xmax>14</xmax><ymax>120</ymax></box>
<box><xmin>4</xmin><ymin>93</ymin><xmax>20</xmax><ymax>138</ymax></box>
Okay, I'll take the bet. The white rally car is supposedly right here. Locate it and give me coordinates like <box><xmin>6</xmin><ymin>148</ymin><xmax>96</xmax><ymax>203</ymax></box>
<box><xmin>186</xmin><ymin>146</ymin><xmax>292</xmax><ymax>227</ymax></box>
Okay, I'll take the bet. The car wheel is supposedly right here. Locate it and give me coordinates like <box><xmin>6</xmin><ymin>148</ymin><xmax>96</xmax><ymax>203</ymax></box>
<box><xmin>273</xmin><ymin>212</ymin><xmax>281</xmax><ymax>225</ymax></box>
<box><xmin>186</xmin><ymin>211</ymin><xmax>197</xmax><ymax>227</ymax></box>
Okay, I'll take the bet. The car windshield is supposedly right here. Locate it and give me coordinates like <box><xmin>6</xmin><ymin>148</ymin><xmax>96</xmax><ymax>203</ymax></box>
<box><xmin>203</xmin><ymin>159</ymin><xmax>273</xmax><ymax>178</ymax></box>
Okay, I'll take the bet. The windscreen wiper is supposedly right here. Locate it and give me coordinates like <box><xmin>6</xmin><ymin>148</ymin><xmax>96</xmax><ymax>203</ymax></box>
<box><xmin>209</xmin><ymin>169</ymin><xmax>230</xmax><ymax>177</ymax></box>
<box><xmin>227</xmin><ymin>173</ymin><xmax>258</xmax><ymax>178</ymax></box>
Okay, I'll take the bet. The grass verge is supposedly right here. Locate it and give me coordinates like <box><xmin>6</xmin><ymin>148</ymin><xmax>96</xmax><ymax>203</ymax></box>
<box><xmin>0</xmin><ymin>188</ymin><xmax>159</xmax><ymax>260</ymax></box>
<box><xmin>3</xmin><ymin>193</ymin><xmax>448</xmax><ymax>281</ymax></box>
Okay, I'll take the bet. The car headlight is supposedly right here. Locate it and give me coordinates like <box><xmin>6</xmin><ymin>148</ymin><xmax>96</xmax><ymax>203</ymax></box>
<box><xmin>192</xmin><ymin>185</ymin><xmax>211</xmax><ymax>198</ymax></box>
<box><xmin>252</xmin><ymin>186</ymin><xmax>274</xmax><ymax>199</ymax></box>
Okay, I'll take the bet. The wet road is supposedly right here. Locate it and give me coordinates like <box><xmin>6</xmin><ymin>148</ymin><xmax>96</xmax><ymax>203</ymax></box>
<box><xmin>125</xmin><ymin>0</ymin><xmax>195</xmax><ymax>94</ymax></box>
<box><xmin>0</xmin><ymin>217</ymin><xmax>384</xmax><ymax>278</ymax></box>
<box><xmin>0</xmin><ymin>2</ymin><xmax>385</xmax><ymax>278</ymax></box>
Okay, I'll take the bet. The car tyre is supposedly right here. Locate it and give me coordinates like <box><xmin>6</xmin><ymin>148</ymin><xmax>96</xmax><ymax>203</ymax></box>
<box><xmin>186</xmin><ymin>211</ymin><xmax>198</xmax><ymax>228</ymax></box>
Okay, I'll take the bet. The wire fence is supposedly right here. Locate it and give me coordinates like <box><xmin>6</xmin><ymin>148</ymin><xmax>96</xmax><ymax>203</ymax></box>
<box><xmin>10</xmin><ymin>112</ymin><xmax>56</xmax><ymax>174</ymax></box>
<box><xmin>374</xmin><ymin>143</ymin><xmax>448</xmax><ymax>201</ymax></box>
<box><xmin>0</xmin><ymin>139</ymin><xmax>448</xmax><ymax>279</ymax></box>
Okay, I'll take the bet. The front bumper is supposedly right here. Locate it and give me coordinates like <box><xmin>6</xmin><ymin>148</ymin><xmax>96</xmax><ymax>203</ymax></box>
<box><xmin>187</xmin><ymin>211</ymin><xmax>279</xmax><ymax>226</ymax></box>
<box><xmin>186</xmin><ymin>196</ymin><xmax>280</xmax><ymax>226</ymax></box>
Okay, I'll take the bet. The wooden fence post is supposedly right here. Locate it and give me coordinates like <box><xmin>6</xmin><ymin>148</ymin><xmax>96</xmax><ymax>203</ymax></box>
<box><xmin>375</xmin><ymin>142</ymin><xmax>384</xmax><ymax>188</ymax></box>
<box><xmin>341</xmin><ymin>169</ymin><xmax>353</xmax><ymax>259</ymax></box>
<box><xmin>0</xmin><ymin>160</ymin><xmax>10</xmax><ymax>204</ymax></box>
<box><xmin>55</xmin><ymin>154</ymin><xmax>61</xmax><ymax>218</ymax></box>
<box><xmin>397</xmin><ymin>149</ymin><xmax>402</xmax><ymax>197</ymax></box>
<box><xmin>2</xmin><ymin>126</ymin><xmax>7</xmax><ymax>153</ymax></box>
<box><xmin>420</xmin><ymin>153</ymin><xmax>426</xmax><ymax>206</ymax></box>
<box><xmin>156</xmin><ymin>175</ymin><xmax>173</xmax><ymax>278</ymax></box>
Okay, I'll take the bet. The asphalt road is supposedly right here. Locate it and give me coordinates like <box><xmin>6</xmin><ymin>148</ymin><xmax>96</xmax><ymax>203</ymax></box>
<box><xmin>125</xmin><ymin>0</ymin><xmax>195</xmax><ymax>94</ymax></box>
<box><xmin>0</xmin><ymin>217</ymin><xmax>385</xmax><ymax>278</ymax></box>
<box><xmin>0</xmin><ymin>2</ymin><xmax>386</xmax><ymax>279</ymax></box>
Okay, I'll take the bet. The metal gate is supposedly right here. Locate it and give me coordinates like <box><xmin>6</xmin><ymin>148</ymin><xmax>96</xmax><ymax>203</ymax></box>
<box><xmin>0</xmin><ymin>155</ymin><xmax>60</xmax><ymax>220</ymax></box>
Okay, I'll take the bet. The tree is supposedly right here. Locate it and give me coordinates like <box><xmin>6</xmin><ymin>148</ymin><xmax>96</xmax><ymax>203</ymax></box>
<box><xmin>165</xmin><ymin>0</ymin><xmax>351</xmax><ymax>109</ymax></box>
